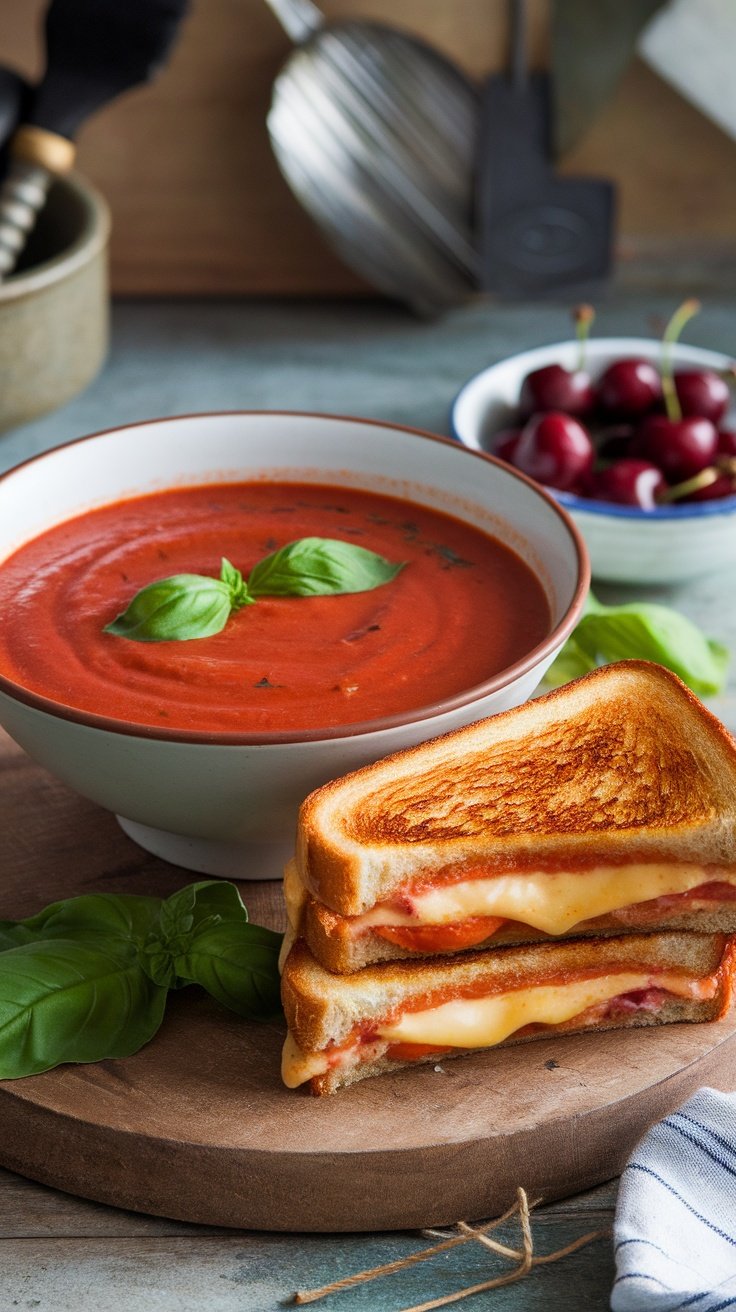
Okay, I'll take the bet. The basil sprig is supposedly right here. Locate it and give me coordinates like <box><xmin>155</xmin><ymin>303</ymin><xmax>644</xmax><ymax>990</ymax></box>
<box><xmin>0</xmin><ymin>882</ymin><xmax>282</xmax><ymax>1079</ymax></box>
<box><xmin>104</xmin><ymin>558</ymin><xmax>251</xmax><ymax>642</ymax></box>
<box><xmin>545</xmin><ymin>591</ymin><xmax>729</xmax><ymax>696</ymax></box>
<box><xmin>105</xmin><ymin>538</ymin><xmax>404</xmax><ymax>642</ymax></box>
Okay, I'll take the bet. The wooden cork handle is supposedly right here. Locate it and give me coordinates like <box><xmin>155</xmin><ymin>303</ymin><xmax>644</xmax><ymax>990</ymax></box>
<box><xmin>0</xmin><ymin>128</ymin><xmax>77</xmax><ymax>280</ymax></box>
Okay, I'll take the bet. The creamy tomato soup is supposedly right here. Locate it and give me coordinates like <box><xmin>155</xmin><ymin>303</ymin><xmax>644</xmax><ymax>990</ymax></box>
<box><xmin>0</xmin><ymin>482</ymin><xmax>550</xmax><ymax>734</ymax></box>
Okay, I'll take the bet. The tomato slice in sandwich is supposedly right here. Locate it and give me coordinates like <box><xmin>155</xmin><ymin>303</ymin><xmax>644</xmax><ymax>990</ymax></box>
<box><xmin>375</xmin><ymin>916</ymin><xmax>506</xmax><ymax>953</ymax></box>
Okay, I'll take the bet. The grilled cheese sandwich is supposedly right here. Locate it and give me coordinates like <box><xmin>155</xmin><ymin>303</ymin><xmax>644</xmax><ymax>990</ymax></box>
<box><xmin>289</xmin><ymin>663</ymin><xmax>736</xmax><ymax>971</ymax></box>
<box><xmin>281</xmin><ymin>932</ymin><xmax>735</xmax><ymax>1093</ymax></box>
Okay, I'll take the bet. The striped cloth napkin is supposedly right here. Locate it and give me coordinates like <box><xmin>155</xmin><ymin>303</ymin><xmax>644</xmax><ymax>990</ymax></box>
<box><xmin>612</xmin><ymin>1087</ymin><xmax>736</xmax><ymax>1311</ymax></box>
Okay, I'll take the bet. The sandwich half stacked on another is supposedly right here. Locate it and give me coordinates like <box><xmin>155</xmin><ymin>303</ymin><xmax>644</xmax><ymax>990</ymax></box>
<box><xmin>280</xmin><ymin>661</ymin><xmax>736</xmax><ymax>1094</ymax></box>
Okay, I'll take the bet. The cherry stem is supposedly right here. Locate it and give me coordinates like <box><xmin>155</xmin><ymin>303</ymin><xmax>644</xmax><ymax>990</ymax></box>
<box><xmin>659</xmin><ymin>466</ymin><xmax>718</xmax><ymax>503</ymax></box>
<box><xmin>661</xmin><ymin>299</ymin><xmax>700</xmax><ymax>422</ymax></box>
<box><xmin>574</xmin><ymin>304</ymin><xmax>595</xmax><ymax>373</ymax></box>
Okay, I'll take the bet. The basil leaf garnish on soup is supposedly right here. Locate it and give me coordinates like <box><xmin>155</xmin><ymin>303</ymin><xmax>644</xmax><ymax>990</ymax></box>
<box><xmin>218</xmin><ymin>557</ymin><xmax>252</xmax><ymax>610</ymax></box>
<box><xmin>105</xmin><ymin>572</ymin><xmax>233</xmax><ymax>642</ymax></box>
<box><xmin>248</xmin><ymin>536</ymin><xmax>403</xmax><ymax>597</ymax></box>
<box><xmin>104</xmin><ymin>538</ymin><xmax>405</xmax><ymax>643</ymax></box>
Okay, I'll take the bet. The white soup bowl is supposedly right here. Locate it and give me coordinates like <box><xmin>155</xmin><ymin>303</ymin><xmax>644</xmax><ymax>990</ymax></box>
<box><xmin>0</xmin><ymin>413</ymin><xmax>588</xmax><ymax>879</ymax></box>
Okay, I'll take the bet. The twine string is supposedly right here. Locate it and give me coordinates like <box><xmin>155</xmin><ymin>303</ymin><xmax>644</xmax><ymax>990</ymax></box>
<box><xmin>292</xmin><ymin>1188</ymin><xmax>609</xmax><ymax>1309</ymax></box>
<box><xmin>292</xmin><ymin>1196</ymin><xmax>523</xmax><ymax>1306</ymax></box>
<box><xmin>454</xmin><ymin>1218</ymin><xmax>524</xmax><ymax>1261</ymax></box>
<box><xmin>534</xmin><ymin>1228</ymin><xmax>612</xmax><ymax>1265</ymax></box>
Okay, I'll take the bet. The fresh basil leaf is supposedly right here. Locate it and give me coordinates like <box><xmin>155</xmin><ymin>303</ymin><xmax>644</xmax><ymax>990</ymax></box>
<box><xmin>543</xmin><ymin>592</ymin><xmax>729</xmax><ymax>695</ymax></box>
<box><xmin>0</xmin><ymin>893</ymin><xmax>161</xmax><ymax>952</ymax></box>
<box><xmin>24</xmin><ymin>893</ymin><xmax>159</xmax><ymax>941</ymax></box>
<box><xmin>158</xmin><ymin>883</ymin><xmax>196</xmax><ymax>941</ymax></box>
<box><xmin>544</xmin><ymin>635</ymin><xmax>598</xmax><ymax>688</ymax></box>
<box><xmin>103</xmin><ymin>537</ymin><xmax>404</xmax><ymax>643</ymax></box>
<box><xmin>0</xmin><ymin>939</ymin><xmax>167</xmax><ymax>1078</ymax></box>
<box><xmin>140</xmin><ymin>946</ymin><xmax>179</xmax><ymax>990</ymax></box>
<box><xmin>162</xmin><ymin>880</ymin><xmax>248</xmax><ymax>931</ymax></box>
<box><xmin>577</xmin><ymin>606</ymin><xmax>729</xmax><ymax>695</ymax></box>
<box><xmin>247</xmin><ymin>537</ymin><xmax>404</xmax><ymax>598</ymax></box>
<box><xmin>174</xmin><ymin>921</ymin><xmax>283</xmax><ymax>1021</ymax></box>
<box><xmin>219</xmin><ymin>557</ymin><xmax>252</xmax><ymax>611</ymax></box>
<box><xmin>104</xmin><ymin>573</ymin><xmax>233</xmax><ymax>642</ymax></box>
<box><xmin>0</xmin><ymin>922</ymin><xmax>36</xmax><ymax>951</ymax></box>
<box><xmin>142</xmin><ymin>881</ymin><xmax>250</xmax><ymax>989</ymax></box>
<box><xmin>578</xmin><ymin>590</ymin><xmax>606</xmax><ymax>619</ymax></box>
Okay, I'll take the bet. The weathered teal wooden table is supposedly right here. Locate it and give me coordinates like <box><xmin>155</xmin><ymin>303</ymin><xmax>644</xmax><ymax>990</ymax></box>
<box><xmin>0</xmin><ymin>1170</ymin><xmax>616</xmax><ymax>1309</ymax></box>
<box><xmin>1</xmin><ymin>294</ymin><xmax>734</xmax><ymax>1310</ymax></box>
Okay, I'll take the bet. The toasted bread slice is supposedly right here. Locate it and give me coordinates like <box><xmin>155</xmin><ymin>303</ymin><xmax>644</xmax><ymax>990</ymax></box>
<box><xmin>281</xmin><ymin>932</ymin><xmax>735</xmax><ymax>1094</ymax></box>
<box><xmin>296</xmin><ymin>662</ymin><xmax>736</xmax><ymax>918</ymax></box>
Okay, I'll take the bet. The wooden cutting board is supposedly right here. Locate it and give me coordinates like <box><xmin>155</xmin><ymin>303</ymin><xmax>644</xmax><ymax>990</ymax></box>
<box><xmin>0</xmin><ymin>729</ymin><xmax>735</xmax><ymax>1232</ymax></box>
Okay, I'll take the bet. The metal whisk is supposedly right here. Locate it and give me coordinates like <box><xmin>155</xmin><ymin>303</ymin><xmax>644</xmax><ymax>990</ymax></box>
<box><xmin>264</xmin><ymin>0</ymin><xmax>479</xmax><ymax>316</ymax></box>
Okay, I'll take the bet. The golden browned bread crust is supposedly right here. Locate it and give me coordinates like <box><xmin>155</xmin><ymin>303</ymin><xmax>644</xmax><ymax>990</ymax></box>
<box><xmin>296</xmin><ymin>663</ymin><xmax>736</xmax><ymax>916</ymax></box>
<box><xmin>281</xmin><ymin>931</ymin><xmax>733</xmax><ymax>1056</ymax></box>
<box><xmin>300</xmin><ymin>887</ymin><xmax>736</xmax><ymax>972</ymax></box>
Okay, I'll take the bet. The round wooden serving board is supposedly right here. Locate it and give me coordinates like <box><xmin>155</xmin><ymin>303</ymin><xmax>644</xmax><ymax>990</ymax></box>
<box><xmin>1</xmin><ymin>729</ymin><xmax>735</xmax><ymax>1232</ymax></box>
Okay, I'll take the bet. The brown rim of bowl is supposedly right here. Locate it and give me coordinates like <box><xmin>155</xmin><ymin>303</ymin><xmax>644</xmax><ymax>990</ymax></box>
<box><xmin>0</xmin><ymin>172</ymin><xmax>110</xmax><ymax>302</ymax></box>
<box><xmin>0</xmin><ymin>410</ymin><xmax>591</xmax><ymax>745</ymax></box>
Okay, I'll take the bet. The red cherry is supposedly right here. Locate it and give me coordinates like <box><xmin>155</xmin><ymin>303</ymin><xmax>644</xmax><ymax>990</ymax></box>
<box><xmin>597</xmin><ymin>359</ymin><xmax>662</xmax><ymax>418</ymax></box>
<box><xmin>659</xmin><ymin>455</ymin><xmax>736</xmax><ymax>505</ymax></box>
<box><xmin>585</xmin><ymin>459</ymin><xmax>667</xmax><ymax>509</ymax></box>
<box><xmin>717</xmin><ymin>429</ymin><xmax>736</xmax><ymax>457</ymax></box>
<box><xmin>674</xmin><ymin>370</ymin><xmax>730</xmax><ymax>423</ymax></box>
<box><xmin>519</xmin><ymin>364</ymin><xmax>595</xmax><ymax>418</ymax></box>
<box><xmin>636</xmin><ymin>414</ymin><xmax>718</xmax><ymax>482</ymax></box>
<box><xmin>683</xmin><ymin>473</ymin><xmax>736</xmax><ymax>502</ymax></box>
<box><xmin>596</xmin><ymin>425</ymin><xmax>636</xmax><ymax>463</ymax></box>
<box><xmin>486</xmin><ymin>427</ymin><xmax>521</xmax><ymax>462</ymax></box>
<box><xmin>514</xmin><ymin>412</ymin><xmax>595</xmax><ymax>491</ymax></box>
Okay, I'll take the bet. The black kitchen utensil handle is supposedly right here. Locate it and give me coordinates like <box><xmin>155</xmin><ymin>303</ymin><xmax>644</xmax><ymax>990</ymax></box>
<box><xmin>0</xmin><ymin>67</ymin><xmax>32</xmax><ymax>184</ymax></box>
<box><xmin>0</xmin><ymin>128</ymin><xmax>74</xmax><ymax>278</ymax></box>
<box><xmin>0</xmin><ymin>0</ymin><xmax>189</xmax><ymax>280</ymax></box>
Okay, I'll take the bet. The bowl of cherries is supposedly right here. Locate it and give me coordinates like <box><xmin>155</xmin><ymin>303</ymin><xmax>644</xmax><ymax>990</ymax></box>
<box><xmin>451</xmin><ymin>301</ymin><xmax>736</xmax><ymax>584</ymax></box>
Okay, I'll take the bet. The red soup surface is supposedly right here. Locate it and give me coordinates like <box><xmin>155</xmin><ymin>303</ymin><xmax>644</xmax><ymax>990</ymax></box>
<box><xmin>0</xmin><ymin>482</ymin><xmax>550</xmax><ymax>734</ymax></box>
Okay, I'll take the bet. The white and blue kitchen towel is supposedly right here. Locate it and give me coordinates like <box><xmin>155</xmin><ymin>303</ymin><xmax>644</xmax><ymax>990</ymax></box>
<box><xmin>612</xmin><ymin>1088</ymin><xmax>736</xmax><ymax>1311</ymax></box>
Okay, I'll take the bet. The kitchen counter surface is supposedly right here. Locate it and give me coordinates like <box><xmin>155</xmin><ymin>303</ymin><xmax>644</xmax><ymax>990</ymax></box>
<box><xmin>1</xmin><ymin>293</ymin><xmax>735</xmax><ymax>1311</ymax></box>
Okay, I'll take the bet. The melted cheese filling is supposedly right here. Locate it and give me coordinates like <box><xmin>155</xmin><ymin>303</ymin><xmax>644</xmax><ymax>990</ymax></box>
<box><xmin>378</xmin><ymin>970</ymin><xmax>711</xmax><ymax>1046</ymax></box>
<box><xmin>282</xmin><ymin>1032</ymin><xmax>338</xmax><ymax>1089</ymax></box>
<box><xmin>355</xmin><ymin>864</ymin><xmax>736</xmax><ymax>937</ymax></box>
<box><xmin>281</xmin><ymin>967</ymin><xmax>715</xmax><ymax>1088</ymax></box>
<box><xmin>284</xmin><ymin>860</ymin><xmax>307</xmax><ymax>929</ymax></box>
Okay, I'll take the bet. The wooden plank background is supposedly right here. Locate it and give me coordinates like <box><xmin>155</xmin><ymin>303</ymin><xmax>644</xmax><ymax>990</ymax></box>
<box><xmin>2</xmin><ymin>0</ymin><xmax>735</xmax><ymax>294</ymax></box>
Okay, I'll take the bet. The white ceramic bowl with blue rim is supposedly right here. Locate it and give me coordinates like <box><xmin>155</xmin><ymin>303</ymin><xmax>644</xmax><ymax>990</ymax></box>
<box><xmin>451</xmin><ymin>338</ymin><xmax>736</xmax><ymax>585</ymax></box>
<box><xmin>0</xmin><ymin>411</ymin><xmax>588</xmax><ymax>880</ymax></box>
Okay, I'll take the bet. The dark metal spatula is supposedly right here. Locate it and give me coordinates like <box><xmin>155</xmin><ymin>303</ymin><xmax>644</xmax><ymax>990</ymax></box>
<box><xmin>476</xmin><ymin>0</ymin><xmax>615</xmax><ymax>298</ymax></box>
<box><xmin>0</xmin><ymin>0</ymin><xmax>189</xmax><ymax>280</ymax></box>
